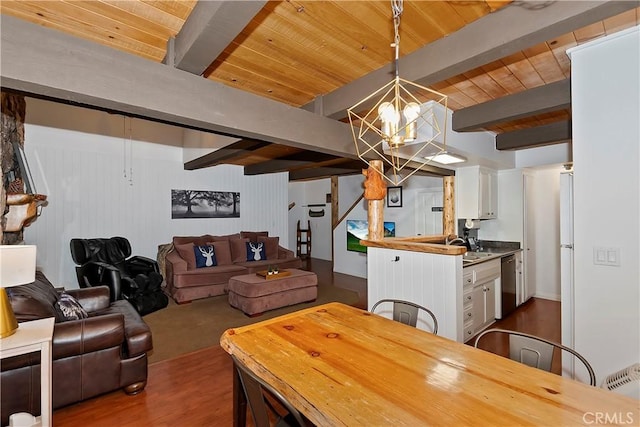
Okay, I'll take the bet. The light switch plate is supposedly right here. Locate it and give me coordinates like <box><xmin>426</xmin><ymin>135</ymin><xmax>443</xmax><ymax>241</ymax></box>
<box><xmin>594</xmin><ymin>247</ymin><xmax>620</xmax><ymax>266</ymax></box>
<box><xmin>606</xmin><ymin>248</ymin><xmax>620</xmax><ymax>266</ymax></box>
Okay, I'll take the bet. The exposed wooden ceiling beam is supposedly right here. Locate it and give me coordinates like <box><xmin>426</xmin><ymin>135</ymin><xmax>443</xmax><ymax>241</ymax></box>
<box><xmin>307</xmin><ymin>1</ymin><xmax>636</xmax><ymax>119</ymax></box>
<box><xmin>496</xmin><ymin>120</ymin><xmax>572</xmax><ymax>150</ymax></box>
<box><xmin>167</xmin><ymin>1</ymin><xmax>266</xmax><ymax>75</ymax></box>
<box><xmin>0</xmin><ymin>16</ymin><xmax>456</xmax><ymax>179</ymax></box>
<box><xmin>279</xmin><ymin>151</ymin><xmax>342</xmax><ymax>163</ymax></box>
<box><xmin>245</xmin><ymin>158</ymin><xmax>364</xmax><ymax>176</ymax></box>
<box><xmin>288</xmin><ymin>163</ymin><xmax>455</xmax><ymax>181</ymax></box>
<box><xmin>289</xmin><ymin>167</ymin><xmax>363</xmax><ymax>182</ymax></box>
<box><xmin>452</xmin><ymin>79</ymin><xmax>571</xmax><ymax>132</ymax></box>
<box><xmin>244</xmin><ymin>159</ymin><xmax>319</xmax><ymax>175</ymax></box>
<box><xmin>184</xmin><ymin>139</ymin><xmax>270</xmax><ymax>170</ymax></box>
<box><xmin>0</xmin><ymin>15</ymin><xmax>357</xmax><ymax>161</ymax></box>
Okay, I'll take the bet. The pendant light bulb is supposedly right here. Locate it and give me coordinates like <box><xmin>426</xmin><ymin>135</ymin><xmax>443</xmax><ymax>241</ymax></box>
<box><xmin>379</xmin><ymin>102</ymin><xmax>399</xmax><ymax>140</ymax></box>
<box><xmin>403</xmin><ymin>102</ymin><xmax>420</xmax><ymax>141</ymax></box>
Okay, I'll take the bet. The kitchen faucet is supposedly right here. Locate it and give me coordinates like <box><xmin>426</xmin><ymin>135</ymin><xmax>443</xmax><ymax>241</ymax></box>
<box><xmin>445</xmin><ymin>236</ymin><xmax>467</xmax><ymax>246</ymax></box>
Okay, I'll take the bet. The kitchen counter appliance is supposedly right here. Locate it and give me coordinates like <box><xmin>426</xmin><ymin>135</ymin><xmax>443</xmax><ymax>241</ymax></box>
<box><xmin>467</xmin><ymin>236</ymin><xmax>478</xmax><ymax>251</ymax></box>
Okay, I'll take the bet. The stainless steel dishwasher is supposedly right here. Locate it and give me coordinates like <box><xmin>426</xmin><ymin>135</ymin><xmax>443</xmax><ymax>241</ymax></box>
<box><xmin>501</xmin><ymin>255</ymin><xmax>517</xmax><ymax>318</ymax></box>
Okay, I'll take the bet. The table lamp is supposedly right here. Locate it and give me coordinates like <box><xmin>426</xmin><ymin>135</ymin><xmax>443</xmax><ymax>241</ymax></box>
<box><xmin>0</xmin><ymin>245</ymin><xmax>36</xmax><ymax>338</ymax></box>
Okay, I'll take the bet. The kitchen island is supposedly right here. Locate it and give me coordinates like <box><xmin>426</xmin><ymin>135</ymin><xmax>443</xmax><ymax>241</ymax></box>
<box><xmin>362</xmin><ymin>235</ymin><xmax>520</xmax><ymax>343</ymax></box>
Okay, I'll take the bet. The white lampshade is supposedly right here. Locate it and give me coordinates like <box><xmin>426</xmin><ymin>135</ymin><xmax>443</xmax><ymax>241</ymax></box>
<box><xmin>0</xmin><ymin>245</ymin><xmax>37</xmax><ymax>338</ymax></box>
<box><xmin>0</xmin><ymin>245</ymin><xmax>37</xmax><ymax>288</ymax></box>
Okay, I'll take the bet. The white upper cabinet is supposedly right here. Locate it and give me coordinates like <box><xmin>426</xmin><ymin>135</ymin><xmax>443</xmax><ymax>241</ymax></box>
<box><xmin>457</xmin><ymin>166</ymin><xmax>497</xmax><ymax>220</ymax></box>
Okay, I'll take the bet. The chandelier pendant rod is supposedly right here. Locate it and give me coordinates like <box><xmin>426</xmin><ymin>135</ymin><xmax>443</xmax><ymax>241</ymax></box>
<box><xmin>347</xmin><ymin>0</ymin><xmax>451</xmax><ymax>186</ymax></box>
<box><xmin>392</xmin><ymin>0</ymin><xmax>402</xmax><ymax>79</ymax></box>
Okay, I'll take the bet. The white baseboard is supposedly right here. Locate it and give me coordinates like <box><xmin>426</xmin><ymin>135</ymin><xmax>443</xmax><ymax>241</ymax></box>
<box><xmin>533</xmin><ymin>292</ymin><xmax>560</xmax><ymax>302</ymax></box>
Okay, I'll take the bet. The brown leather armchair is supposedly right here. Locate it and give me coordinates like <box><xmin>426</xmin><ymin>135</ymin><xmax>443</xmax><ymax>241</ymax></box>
<box><xmin>1</xmin><ymin>272</ymin><xmax>153</xmax><ymax>426</ymax></box>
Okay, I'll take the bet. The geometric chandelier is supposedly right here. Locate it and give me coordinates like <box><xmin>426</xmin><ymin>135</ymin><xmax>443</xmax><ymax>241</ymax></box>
<box><xmin>347</xmin><ymin>0</ymin><xmax>449</xmax><ymax>186</ymax></box>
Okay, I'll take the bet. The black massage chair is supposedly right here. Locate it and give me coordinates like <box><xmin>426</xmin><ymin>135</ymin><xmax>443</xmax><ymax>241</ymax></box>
<box><xmin>70</xmin><ymin>236</ymin><xmax>168</xmax><ymax>316</ymax></box>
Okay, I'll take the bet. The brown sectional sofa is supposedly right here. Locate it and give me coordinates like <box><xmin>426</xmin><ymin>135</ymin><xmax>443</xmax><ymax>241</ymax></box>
<box><xmin>164</xmin><ymin>231</ymin><xmax>302</xmax><ymax>303</ymax></box>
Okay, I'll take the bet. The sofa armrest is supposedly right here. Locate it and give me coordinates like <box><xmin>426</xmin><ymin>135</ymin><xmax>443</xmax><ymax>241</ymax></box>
<box><xmin>124</xmin><ymin>314</ymin><xmax>153</xmax><ymax>357</ymax></box>
<box><xmin>66</xmin><ymin>286</ymin><xmax>111</xmax><ymax>313</ymax></box>
<box><xmin>52</xmin><ymin>313</ymin><xmax>125</xmax><ymax>360</ymax></box>
<box><xmin>278</xmin><ymin>246</ymin><xmax>295</xmax><ymax>259</ymax></box>
<box><xmin>94</xmin><ymin>300</ymin><xmax>152</xmax><ymax>357</ymax></box>
<box><xmin>165</xmin><ymin>250</ymin><xmax>186</xmax><ymax>271</ymax></box>
<box><xmin>165</xmin><ymin>250</ymin><xmax>186</xmax><ymax>289</ymax></box>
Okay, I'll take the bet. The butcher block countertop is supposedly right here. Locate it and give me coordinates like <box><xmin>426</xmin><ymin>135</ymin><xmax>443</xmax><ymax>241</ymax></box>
<box><xmin>360</xmin><ymin>235</ymin><xmax>467</xmax><ymax>255</ymax></box>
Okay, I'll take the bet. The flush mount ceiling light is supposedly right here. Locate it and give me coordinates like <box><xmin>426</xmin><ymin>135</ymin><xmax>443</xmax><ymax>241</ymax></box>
<box><xmin>348</xmin><ymin>0</ymin><xmax>448</xmax><ymax>186</ymax></box>
<box><xmin>424</xmin><ymin>151</ymin><xmax>467</xmax><ymax>165</ymax></box>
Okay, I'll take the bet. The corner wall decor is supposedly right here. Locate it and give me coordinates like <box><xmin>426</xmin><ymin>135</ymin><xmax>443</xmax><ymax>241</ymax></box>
<box><xmin>2</xmin><ymin>91</ymin><xmax>48</xmax><ymax>236</ymax></box>
<box><xmin>305</xmin><ymin>203</ymin><xmax>326</xmax><ymax>218</ymax></box>
<box><xmin>171</xmin><ymin>190</ymin><xmax>240</xmax><ymax>219</ymax></box>
<box><xmin>347</xmin><ymin>0</ymin><xmax>449</xmax><ymax>186</ymax></box>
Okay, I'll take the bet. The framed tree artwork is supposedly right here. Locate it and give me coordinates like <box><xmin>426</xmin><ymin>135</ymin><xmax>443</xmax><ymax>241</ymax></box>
<box><xmin>387</xmin><ymin>186</ymin><xmax>402</xmax><ymax>208</ymax></box>
<box><xmin>171</xmin><ymin>190</ymin><xmax>240</xmax><ymax>218</ymax></box>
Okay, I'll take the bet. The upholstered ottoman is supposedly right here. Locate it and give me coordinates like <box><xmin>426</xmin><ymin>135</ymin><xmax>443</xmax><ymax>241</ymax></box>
<box><xmin>228</xmin><ymin>269</ymin><xmax>318</xmax><ymax>316</ymax></box>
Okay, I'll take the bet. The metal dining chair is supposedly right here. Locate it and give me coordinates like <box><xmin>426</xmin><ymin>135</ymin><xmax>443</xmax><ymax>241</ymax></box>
<box><xmin>370</xmin><ymin>298</ymin><xmax>438</xmax><ymax>334</ymax></box>
<box><xmin>474</xmin><ymin>328</ymin><xmax>596</xmax><ymax>386</ymax></box>
<box><xmin>232</xmin><ymin>355</ymin><xmax>308</xmax><ymax>427</ymax></box>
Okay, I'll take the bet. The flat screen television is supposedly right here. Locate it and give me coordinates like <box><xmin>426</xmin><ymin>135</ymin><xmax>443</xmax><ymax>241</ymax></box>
<box><xmin>346</xmin><ymin>219</ymin><xmax>396</xmax><ymax>253</ymax></box>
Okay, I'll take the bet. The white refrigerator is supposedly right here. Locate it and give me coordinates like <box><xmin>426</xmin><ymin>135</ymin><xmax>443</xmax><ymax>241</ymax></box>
<box><xmin>559</xmin><ymin>172</ymin><xmax>575</xmax><ymax>378</ymax></box>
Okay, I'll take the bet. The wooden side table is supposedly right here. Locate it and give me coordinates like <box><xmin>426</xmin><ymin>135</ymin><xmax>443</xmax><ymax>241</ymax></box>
<box><xmin>0</xmin><ymin>317</ymin><xmax>55</xmax><ymax>427</ymax></box>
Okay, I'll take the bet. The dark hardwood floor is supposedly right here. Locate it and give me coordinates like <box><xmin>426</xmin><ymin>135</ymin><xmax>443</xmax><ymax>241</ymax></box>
<box><xmin>53</xmin><ymin>260</ymin><xmax>559</xmax><ymax>426</ymax></box>
<box><xmin>472</xmin><ymin>297</ymin><xmax>563</xmax><ymax>374</ymax></box>
<box><xmin>302</xmin><ymin>258</ymin><xmax>368</xmax><ymax>309</ymax></box>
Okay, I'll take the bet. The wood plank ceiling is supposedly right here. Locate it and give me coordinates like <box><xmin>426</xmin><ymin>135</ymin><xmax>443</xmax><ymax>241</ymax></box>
<box><xmin>1</xmin><ymin>1</ymin><xmax>638</xmax><ymax>180</ymax></box>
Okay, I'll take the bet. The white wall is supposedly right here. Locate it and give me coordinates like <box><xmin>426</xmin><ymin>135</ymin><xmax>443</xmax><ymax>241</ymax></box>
<box><xmin>303</xmin><ymin>179</ymin><xmax>332</xmax><ymax>260</ymax></box>
<box><xmin>23</xmin><ymin>98</ymin><xmax>289</xmax><ymax>288</ymax></box>
<box><xmin>288</xmin><ymin>179</ymin><xmax>332</xmax><ymax>261</ymax></box>
<box><xmin>333</xmin><ymin>175</ymin><xmax>369</xmax><ymax>277</ymax></box>
<box><xmin>287</xmin><ymin>182</ymin><xmax>306</xmax><ymax>252</ymax></box>
<box><xmin>569</xmin><ymin>26</ymin><xmax>639</xmax><ymax>386</ymax></box>
<box><xmin>384</xmin><ymin>176</ymin><xmax>443</xmax><ymax>236</ymax></box>
<box><xmin>515</xmin><ymin>143</ymin><xmax>572</xmax><ymax>169</ymax></box>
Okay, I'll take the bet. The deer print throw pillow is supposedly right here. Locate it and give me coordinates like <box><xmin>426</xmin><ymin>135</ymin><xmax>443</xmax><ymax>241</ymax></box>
<box><xmin>245</xmin><ymin>242</ymin><xmax>266</xmax><ymax>261</ymax></box>
<box><xmin>194</xmin><ymin>245</ymin><xmax>217</xmax><ymax>268</ymax></box>
<box><xmin>55</xmin><ymin>292</ymin><xmax>89</xmax><ymax>321</ymax></box>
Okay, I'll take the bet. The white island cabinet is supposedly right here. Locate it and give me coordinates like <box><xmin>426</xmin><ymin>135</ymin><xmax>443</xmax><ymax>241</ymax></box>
<box><xmin>367</xmin><ymin>247</ymin><xmax>464</xmax><ymax>342</ymax></box>
<box><xmin>463</xmin><ymin>259</ymin><xmax>500</xmax><ymax>342</ymax></box>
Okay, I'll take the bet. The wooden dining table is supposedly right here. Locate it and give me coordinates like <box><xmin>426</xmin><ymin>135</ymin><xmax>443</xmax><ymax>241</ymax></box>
<box><xmin>220</xmin><ymin>302</ymin><xmax>639</xmax><ymax>426</ymax></box>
